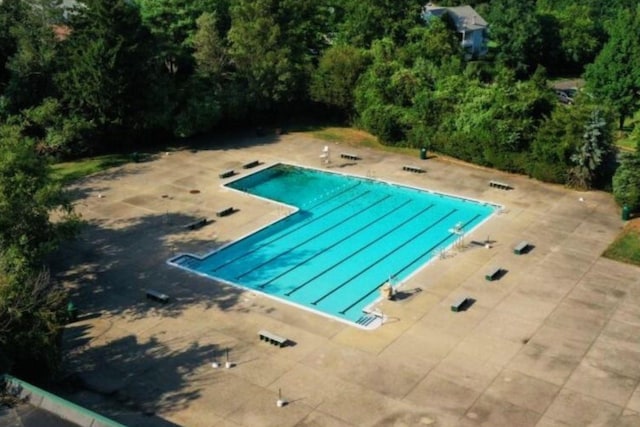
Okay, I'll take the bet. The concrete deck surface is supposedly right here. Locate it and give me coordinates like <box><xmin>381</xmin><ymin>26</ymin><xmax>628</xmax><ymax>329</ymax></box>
<box><xmin>55</xmin><ymin>131</ymin><xmax>640</xmax><ymax>426</ymax></box>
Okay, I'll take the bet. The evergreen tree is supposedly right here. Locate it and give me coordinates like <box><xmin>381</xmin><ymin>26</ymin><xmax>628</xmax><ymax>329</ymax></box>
<box><xmin>170</xmin><ymin>11</ymin><xmax>227</xmax><ymax>137</ymax></box>
<box><xmin>3</xmin><ymin>0</ymin><xmax>62</xmax><ymax>112</ymax></box>
<box><xmin>568</xmin><ymin>109</ymin><xmax>615</xmax><ymax>189</ymax></box>
<box><xmin>193</xmin><ymin>11</ymin><xmax>228</xmax><ymax>79</ymax></box>
<box><xmin>55</xmin><ymin>0</ymin><xmax>166</xmax><ymax>149</ymax></box>
<box><xmin>137</xmin><ymin>0</ymin><xmax>229</xmax><ymax>78</ymax></box>
<box><xmin>0</xmin><ymin>0</ymin><xmax>26</xmax><ymax>94</ymax></box>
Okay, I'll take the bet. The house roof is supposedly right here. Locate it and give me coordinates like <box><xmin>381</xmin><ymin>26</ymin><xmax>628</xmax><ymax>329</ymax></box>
<box><xmin>423</xmin><ymin>4</ymin><xmax>487</xmax><ymax>32</ymax></box>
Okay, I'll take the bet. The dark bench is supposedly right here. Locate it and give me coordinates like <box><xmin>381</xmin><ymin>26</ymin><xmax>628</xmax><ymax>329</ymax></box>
<box><xmin>403</xmin><ymin>165</ymin><xmax>425</xmax><ymax>173</ymax></box>
<box><xmin>485</xmin><ymin>267</ymin><xmax>502</xmax><ymax>281</ymax></box>
<box><xmin>216</xmin><ymin>207</ymin><xmax>234</xmax><ymax>217</ymax></box>
<box><xmin>146</xmin><ymin>289</ymin><xmax>169</xmax><ymax>304</ymax></box>
<box><xmin>340</xmin><ymin>153</ymin><xmax>360</xmax><ymax>161</ymax></box>
<box><xmin>513</xmin><ymin>240</ymin><xmax>529</xmax><ymax>255</ymax></box>
<box><xmin>219</xmin><ymin>169</ymin><xmax>235</xmax><ymax>179</ymax></box>
<box><xmin>489</xmin><ymin>180</ymin><xmax>511</xmax><ymax>190</ymax></box>
<box><xmin>243</xmin><ymin>160</ymin><xmax>260</xmax><ymax>169</ymax></box>
<box><xmin>451</xmin><ymin>297</ymin><xmax>469</xmax><ymax>312</ymax></box>
<box><xmin>258</xmin><ymin>330</ymin><xmax>287</xmax><ymax>347</ymax></box>
<box><xmin>184</xmin><ymin>217</ymin><xmax>208</xmax><ymax>230</ymax></box>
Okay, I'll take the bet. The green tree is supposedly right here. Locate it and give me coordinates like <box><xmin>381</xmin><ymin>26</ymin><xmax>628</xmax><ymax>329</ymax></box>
<box><xmin>193</xmin><ymin>11</ymin><xmax>228</xmax><ymax>79</ymax></box>
<box><xmin>310</xmin><ymin>44</ymin><xmax>369</xmax><ymax>118</ymax></box>
<box><xmin>3</xmin><ymin>0</ymin><xmax>62</xmax><ymax>112</ymax></box>
<box><xmin>137</xmin><ymin>0</ymin><xmax>229</xmax><ymax>77</ymax></box>
<box><xmin>0</xmin><ymin>122</ymin><xmax>78</xmax><ymax>270</ymax></box>
<box><xmin>172</xmin><ymin>77</ymin><xmax>222</xmax><ymax>137</ymax></box>
<box><xmin>227</xmin><ymin>0</ymin><xmax>327</xmax><ymax>115</ymax></box>
<box><xmin>337</xmin><ymin>0</ymin><xmax>423</xmax><ymax>48</ymax></box>
<box><xmin>554</xmin><ymin>5</ymin><xmax>602</xmax><ymax>73</ymax></box>
<box><xmin>612</xmin><ymin>152</ymin><xmax>640</xmax><ymax>212</ymax></box>
<box><xmin>56</xmin><ymin>0</ymin><xmax>166</xmax><ymax>149</ymax></box>
<box><xmin>488</xmin><ymin>0</ymin><xmax>544</xmax><ymax>78</ymax></box>
<box><xmin>529</xmin><ymin>106</ymin><xmax>583</xmax><ymax>183</ymax></box>
<box><xmin>0</xmin><ymin>269</ymin><xmax>67</xmax><ymax>380</ymax></box>
<box><xmin>171</xmin><ymin>11</ymin><xmax>227</xmax><ymax>138</ymax></box>
<box><xmin>353</xmin><ymin>26</ymin><xmax>465</xmax><ymax>147</ymax></box>
<box><xmin>0</xmin><ymin>0</ymin><xmax>26</xmax><ymax>93</ymax></box>
<box><xmin>585</xmin><ymin>6</ymin><xmax>640</xmax><ymax>129</ymax></box>
<box><xmin>432</xmin><ymin>66</ymin><xmax>553</xmax><ymax>171</ymax></box>
<box><xmin>398</xmin><ymin>19</ymin><xmax>463</xmax><ymax>70</ymax></box>
<box><xmin>0</xmin><ymin>120</ymin><xmax>78</xmax><ymax>379</ymax></box>
<box><xmin>21</xmin><ymin>98</ymin><xmax>96</xmax><ymax>157</ymax></box>
<box><xmin>353</xmin><ymin>38</ymin><xmax>406</xmax><ymax>142</ymax></box>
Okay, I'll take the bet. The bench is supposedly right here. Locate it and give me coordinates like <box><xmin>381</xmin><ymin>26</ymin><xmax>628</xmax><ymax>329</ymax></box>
<box><xmin>184</xmin><ymin>217</ymin><xmax>208</xmax><ymax>230</ymax></box>
<box><xmin>513</xmin><ymin>240</ymin><xmax>529</xmax><ymax>255</ymax></box>
<box><xmin>216</xmin><ymin>207</ymin><xmax>234</xmax><ymax>217</ymax></box>
<box><xmin>146</xmin><ymin>289</ymin><xmax>169</xmax><ymax>304</ymax></box>
<box><xmin>219</xmin><ymin>169</ymin><xmax>235</xmax><ymax>179</ymax></box>
<box><xmin>403</xmin><ymin>165</ymin><xmax>425</xmax><ymax>173</ymax></box>
<box><xmin>243</xmin><ymin>160</ymin><xmax>260</xmax><ymax>169</ymax></box>
<box><xmin>258</xmin><ymin>330</ymin><xmax>287</xmax><ymax>347</ymax></box>
<box><xmin>451</xmin><ymin>297</ymin><xmax>468</xmax><ymax>312</ymax></box>
<box><xmin>485</xmin><ymin>267</ymin><xmax>501</xmax><ymax>281</ymax></box>
<box><xmin>340</xmin><ymin>153</ymin><xmax>360</xmax><ymax>161</ymax></box>
<box><xmin>489</xmin><ymin>180</ymin><xmax>511</xmax><ymax>190</ymax></box>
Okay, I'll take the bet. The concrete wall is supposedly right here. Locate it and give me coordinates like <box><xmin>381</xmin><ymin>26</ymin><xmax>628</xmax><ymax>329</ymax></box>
<box><xmin>2</xmin><ymin>375</ymin><xmax>126</xmax><ymax>427</ymax></box>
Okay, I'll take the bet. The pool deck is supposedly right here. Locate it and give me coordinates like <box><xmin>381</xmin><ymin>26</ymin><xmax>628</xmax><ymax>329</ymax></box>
<box><xmin>56</xmin><ymin>131</ymin><xmax>640</xmax><ymax>426</ymax></box>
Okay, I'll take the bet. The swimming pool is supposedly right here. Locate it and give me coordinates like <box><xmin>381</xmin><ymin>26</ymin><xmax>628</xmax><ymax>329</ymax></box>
<box><xmin>169</xmin><ymin>164</ymin><xmax>498</xmax><ymax>328</ymax></box>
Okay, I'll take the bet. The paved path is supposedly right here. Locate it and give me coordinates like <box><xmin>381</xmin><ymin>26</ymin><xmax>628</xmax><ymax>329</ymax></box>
<box><xmin>57</xmin><ymin>131</ymin><xmax>640</xmax><ymax>426</ymax></box>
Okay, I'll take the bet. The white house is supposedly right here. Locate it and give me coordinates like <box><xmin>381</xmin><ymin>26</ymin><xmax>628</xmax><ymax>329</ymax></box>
<box><xmin>421</xmin><ymin>3</ymin><xmax>488</xmax><ymax>58</ymax></box>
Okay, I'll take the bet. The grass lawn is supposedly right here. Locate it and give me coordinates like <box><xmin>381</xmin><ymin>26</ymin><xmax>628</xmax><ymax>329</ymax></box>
<box><xmin>615</xmin><ymin>127</ymin><xmax>637</xmax><ymax>152</ymax></box>
<box><xmin>306</xmin><ymin>126</ymin><xmax>423</xmax><ymax>157</ymax></box>
<box><xmin>615</xmin><ymin>113</ymin><xmax>639</xmax><ymax>152</ymax></box>
<box><xmin>603</xmin><ymin>219</ymin><xmax>640</xmax><ymax>266</ymax></box>
<box><xmin>51</xmin><ymin>154</ymin><xmax>132</xmax><ymax>184</ymax></box>
<box><xmin>310</xmin><ymin>126</ymin><xmax>378</xmax><ymax>147</ymax></box>
<box><xmin>616</xmin><ymin>134</ymin><xmax>638</xmax><ymax>152</ymax></box>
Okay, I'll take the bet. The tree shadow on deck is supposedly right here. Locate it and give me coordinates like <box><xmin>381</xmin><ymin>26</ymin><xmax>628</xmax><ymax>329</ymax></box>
<box><xmin>58</xmin><ymin>322</ymin><xmax>220</xmax><ymax>427</ymax></box>
<box><xmin>49</xmin><ymin>131</ymin><xmax>322</xmax><ymax>423</ymax></box>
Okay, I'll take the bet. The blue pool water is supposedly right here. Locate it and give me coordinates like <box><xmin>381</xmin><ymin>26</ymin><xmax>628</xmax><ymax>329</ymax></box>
<box><xmin>169</xmin><ymin>164</ymin><xmax>497</xmax><ymax>328</ymax></box>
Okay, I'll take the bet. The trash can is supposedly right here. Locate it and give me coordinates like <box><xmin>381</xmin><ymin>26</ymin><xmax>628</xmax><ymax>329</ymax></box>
<box><xmin>420</xmin><ymin>147</ymin><xmax>427</xmax><ymax>160</ymax></box>
<box><xmin>67</xmin><ymin>301</ymin><xmax>78</xmax><ymax>322</ymax></box>
<box><xmin>622</xmin><ymin>205</ymin><xmax>630</xmax><ymax>221</ymax></box>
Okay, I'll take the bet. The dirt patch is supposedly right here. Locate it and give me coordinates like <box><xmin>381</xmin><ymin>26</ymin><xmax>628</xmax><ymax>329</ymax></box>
<box><xmin>626</xmin><ymin>217</ymin><xmax>640</xmax><ymax>232</ymax></box>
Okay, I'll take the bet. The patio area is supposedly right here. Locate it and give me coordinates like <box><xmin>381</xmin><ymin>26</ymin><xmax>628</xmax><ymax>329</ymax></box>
<box><xmin>55</xmin><ymin>131</ymin><xmax>640</xmax><ymax>427</ymax></box>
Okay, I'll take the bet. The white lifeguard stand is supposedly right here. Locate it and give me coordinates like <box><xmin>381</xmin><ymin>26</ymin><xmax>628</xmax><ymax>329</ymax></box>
<box><xmin>320</xmin><ymin>145</ymin><xmax>330</xmax><ymax>165</ymax></box>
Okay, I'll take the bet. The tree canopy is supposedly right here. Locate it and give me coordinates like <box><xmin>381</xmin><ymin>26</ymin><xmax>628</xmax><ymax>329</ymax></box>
<box><xmin>585</xmin><ymin>6</ymin><xmax>640</xmax><ymax>129</ymax></box>
<box><xmin>0</xmin><ymin>120</ymin><xmax>79</xmax><ymax>379</ymax></box>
